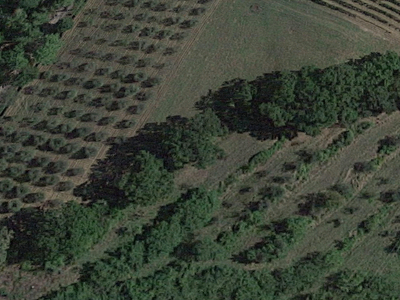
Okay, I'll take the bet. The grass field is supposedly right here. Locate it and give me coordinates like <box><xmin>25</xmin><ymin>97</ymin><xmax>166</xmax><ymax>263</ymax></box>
<box><xmin>150</xmin><ymin>0</ymin><xmax>400</xmax><ymax>121</ymax></box>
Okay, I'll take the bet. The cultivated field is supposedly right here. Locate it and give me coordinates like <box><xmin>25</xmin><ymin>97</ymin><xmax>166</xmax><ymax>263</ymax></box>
<box><xmin>149</xmin><ymin>0</ymin><xmax>400</xmax><ymax>121</ymax></box>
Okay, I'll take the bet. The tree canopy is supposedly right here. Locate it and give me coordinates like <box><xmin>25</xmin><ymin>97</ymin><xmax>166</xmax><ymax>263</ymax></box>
<box><xmin>116</xmin><ymin>150</ymin><xmax>175</xmax><ymax>207</ymax></box>
<box><xmin>201</xmin><ymin>51</ymin><xmax>400</xmax><ymax>137</ymax></box>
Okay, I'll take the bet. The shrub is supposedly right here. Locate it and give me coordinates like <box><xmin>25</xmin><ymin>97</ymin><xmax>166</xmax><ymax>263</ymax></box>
<box><xmin>47</xmin><ymin>107</ymin><xmax>64</xmax><ymax>116</ymax></box>
<box><xmin>10</xmin><ymin>185</ymin><xmax>30</xmax><ymax>198</ymax></box>
<box><xmin>95</xmin><ymin>38</ymin><xmax>107</xmax><ymax>45</ymax></box>
<box><xmin>109</xmin><ymin>39</ymin><xmax>128</xmax><ymax>47</ymax></box>
<box><xmin>139</xmin><ymin>27</ymin><xmax>156</xmax><ymax>37</ymax></box>
<box><xmin>40</xmin><ymin>71</ymin><xmax>52</xmax><ymax>80</ymax></box>
<box><xmin>106</xmin><ymin>136</ymin><xmax>127</xmax><ymax>145</ymax></box>
<box><xmin>100</xmin><ymin>53</ymin><xmax>116</xmax><ymax>62</ymax></box>
<box><xmin>80</xmin><ymin>113</ymin><xmax>102</xmax><ymax>122</ymax></box>
<box><xmin>153</xmin><ymin>30</ymin><xmax>172</xmax><ymax>40</ymax></box>
<box><xmin>34</xmin><ymin>175</ymin><xmax>60</xmax><ymax>187</ymax></box>
<box><xmin>97</xmin><ymin>116</ymin><xmax>117</xmax><ymax>126</ymax></box>
<box><xmin>77</xmin><ymin>21</ymin><xmax>88</xmax><ymax>28</ymax></box>
<box><xmin>330</xmin><ymin>183</ymin><xmax>354</xmax><ymax>199</ymax></box>
<box><xmin>64</xmin><ymin>77</ymin><xmax>84</xmax><ymax>86</ymax></box>
<box><xmin>115</xmin><ymin>119</ymin><xmax>136</xmax><ymax>129</ymax></box>
<box><xmin>25</xmin><ymin>134</ymin><xmax>47</xmax><ymax>147</ymax></box>
<box><xmin>46</xmin><ymin>161</ymin><xmax>69</xmax><ymax>174</ymax></box>
<box><xmin>0</xmin><ymin>159</ymin><xmax>8</xmax><ymax>172</ymax></box>
<box><xmin>65</xmin><ymin>168</ymin><xmax>84</xmax><ymax>177</ymax></box>
<box><xmin>7</xmin><ymin>199</ymin><xmax>22</xmax><ymax>213</ymax></box>
<box><xmin>20</xmin><ymin>117</ymin><xmax>40</xmax><ymax>128</ymax></box>
<box><xmin>378</xmin><ymin>135</ymin><xmax>400</xmax><ymax>155</ymax></box>
<box><xmin>136</xmin><ymin>58</ymin><xmax>152</xmax><ymax>68</ymax></box>
<box><xmin>47</xmin><ymin>138</ymin><xmax>67</xmax><ymax>151</ymax></box>
<box><xmin>87</xmin><ymin>97</ymin><xmax>109</xmax><ymax>108</ymax></box>
<box><xmin>84</xmin><ymin>132</ymin><xmax>108</xmax><ymax>142</ymax></box>
<box><xmin>100</xmin><ymin>84</ymin><xmax>118</xmax><ymax>93</ymax></box>
<box><xmin>64</xmin><ymin>110</ymin><xmax>84</xmax><ymax>119</ymax></box>
<box><xmin>7</xmin><ymin>165</ymin><xmax>26</xmax><ymax>178</ymax></box>
<box><xmin>73</xmin><ymin>94</ymin><xmax>92</xmax><ymax>104</ymax></box>
<box><xmin>25</xmin><ymin>168</ymin><xmax>42</xmax><ymax>182</ymax></box>
<box><xmin>116</xmin><ymin>150</ymin><xmax>175</xmax><ymax>206</ymax></box>
<box><xmin>136</xmin><ymin>91</ymin><xmax>153</xmax><ymax>101</ymax></box>
<box><xmin>105</xmin><ymin>100</ymin><xmax>127</xmax><ymax>111</ymax></box>
<box><xmin>11</xmin><ymin>131</ymin><xmax>31</xmax><ymax>143</ymax></box>
<box><xmin>127</xmin><ymin>40</ymin><xmax>146</xmax><ymax>51</ymax></box>
<box><xmin>29</xmin><ymin>156</ymin><xmax>50</xmax><ymax>168</ymax></box>
<box><xmin>54</xmin><ymin>90</ymin><xmax>77</xmax><ymax>100</ymax></box>
<box><xmin>59</xmin><ymin>143</ymin><xmax>80</xmax><ymax>154</ymax></box>
<box><xmin>50</xmin><ymin>123</ymin><xmax>75</xmax><ymax>134</ymax></box>
<box><xmin>45</xmin><ymin>120</ymin><xmax>61</xmax><ymax>132</ymax></box>
<box><xmin>114</xmin><ymin>85</ymin><xmax>140</xmax><ymax>98</ymax></box>
<box><xmin>70</xmin><ymin>147</ymin><xmax>98</xmax><ymax>159</ymax></box>
<box><xmin>355</xmin><ymin>121</ymin><xmax>373</xmax><ymax>134</ymax></box>
<box><xmin>94</xmin><ymin>68</ymin><xmax>112</xmax><ymax>76</ymax></box>
<box><xmin>259</xmin><ymin>185</ymin><xmax>285</xmax><ymax>203</ymax></box>
<box><xmin>180</xmin><ymin>19</ymin><xmax>198</xmax><ymax>29</ymax></box>
<box><xmin>117</xmin><ymin>56</ymin><xmax>136</xmax><ymax>65</ymax></box>
<box><xmin>83</xmin><ymin>79</ymin><xmax>103</xmax><ymax>89</ymax></box>
<box><xmin>144</xmin><ymin>44</ymin><xmax>160</xmax><ymax>54</ymax></box>
<box><xmin>354</xmin><ymin>161</ymin><xmax>377</xmax><ymax>173</ymax></box>
<box><xmin>23</xmin><ymin>192</ymin><xmax>45</xmax><ymax>203</ymax></box>
<box><xmin>163</xmin><ymin>47</ymin><xmax>176</xmax><ymax>56</ymax></box>
<box><xmin>39</xmin><ymin>87</ymin><xmax>59</xmax><ymax>97</ymax></box>
<box><xmin>141</xmin><ymin>77</ymin><xmax>160</xmax><ymax>88</ymax></box>
<box><xmin>55</xmin><ymin>181</ymin><xmax>75</xmax><ymax>192</ymax></box>
<box><xmin>76</xmin><ymin>62</ymin><xmax>96</xmax><ymax>72</ymax></box>
<box><xmin>161</xmin><ymin>16</ymin><xmax>183</xmax><ymax>26</ymax></box>
<box><xmin>189</xmin><ymin>7</ymin><xmax>206</xmax><ymax>15</ymax></box>
<box><xmin>46</xmin><ymin>199</ymin><xmax>63</xmax><ymax>209</ymax></box>
<box><xmin>0</xmin><ymin>125</ymin><xmax>15</xmax><ymax>137</ymax></box>
<box><xmin>101</xmin><ymin>23</ymin><xmax>122</xmax><ymax>32</ymax></box>
<box><xmin>14</xmin><ymin>149</ymin><xmax>36</xmax><ymax>163</ymax></box>
<box><xmin>0</xmin><ymin>179</ymin><xmax>14</xmax><ymax>192</ymax></box>
<box><xmin>169</xmin><ymin>32</ymin><xmax>188</xmax><ymax>41</ymax></box>
<box><xmin>50</xmin><ymin>74</ymin><xmax>69</xmax><ymax>82</ymax></box>
<box><xmin>67</xmin><ymin>127</ymin><xmax>93</xmax><ymax>139</ymax></box>
<box><xmin>121</xmin><ymin>24</ymin><xmax>140</xmax><ymax>33</ymax></box>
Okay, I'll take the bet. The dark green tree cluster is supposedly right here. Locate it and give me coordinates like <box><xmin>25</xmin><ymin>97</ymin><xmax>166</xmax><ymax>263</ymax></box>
<box><xmin>161</xmin><ymin>109</ymin><xmax>228</xmax><ymax>170</ymax></box>
<box><xmin>7</xmin><ymin>201</ymin><xmax>112</xmax><ymax>270</ymax></box>
<box><xmin>56</xmin><ymin>187</ymin><xmax>221</xmax><ymax>297</ymax></box>
<box><xmin>116</xmin><ymin>187</ymin><xmax>220</xmax><ymax>266</ymax></box>
<box><xmin>43</xmin><ymin>249</ymin><xmax>343</xmax><ymax>300</ymax></box>
<box><xmin>0</xmin><ymin>0</ymin><xmax>84</xmax><ymax>87</ymax></box>
<box><xmin>201</xmin><ymin>52</ymin><xmax>400</xmax><ymax>137</ymax></box>
<box><xmin>116</xmin><ymin>150</ymin><xmax>175</xmax><ymax>207</ymax></box>
<box><xmin>308</xmin><ymin>269</ymin><xmax>400</xmax><ymax>299</ymax></box>
<box><xmin>237</xmin><ymin>216</ymin><xmax>312</xmax><ymax>263</ymax></box>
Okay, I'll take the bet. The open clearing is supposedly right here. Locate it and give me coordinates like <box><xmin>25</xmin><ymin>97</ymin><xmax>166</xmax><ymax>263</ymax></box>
<box><xmin>149</xmin><ymin>0</ymin><xmax>400</xmax><ymax>121</ymax></box>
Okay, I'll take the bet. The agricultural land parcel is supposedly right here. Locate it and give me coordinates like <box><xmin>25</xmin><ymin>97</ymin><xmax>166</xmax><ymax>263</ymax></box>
<box><xmin>3</xmin><ymin>0</ymin><xmax>400</xmax><ymax>298</ymax></box>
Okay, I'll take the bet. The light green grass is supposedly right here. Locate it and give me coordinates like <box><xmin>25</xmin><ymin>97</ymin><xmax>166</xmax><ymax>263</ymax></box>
<box><xmin>150</xmin><ymin>0</ymin><xmax>399</xmax><ymax>122</ymax></box>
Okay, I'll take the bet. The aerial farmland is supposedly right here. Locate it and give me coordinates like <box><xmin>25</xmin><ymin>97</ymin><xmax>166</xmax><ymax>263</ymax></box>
<box><xmin>1</xmin><ymin>0</ymin><xmax>400</xmax><ymax>299</ymax></box>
